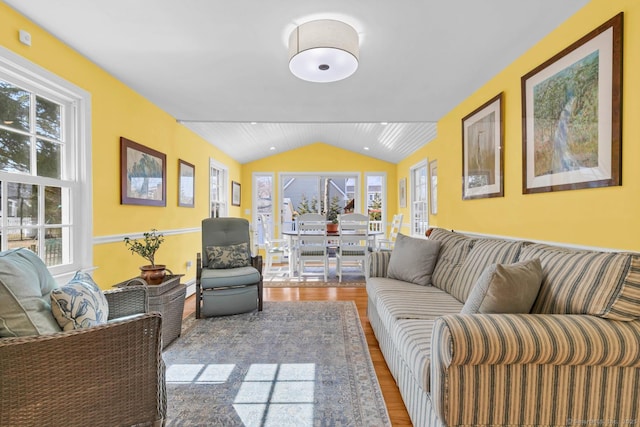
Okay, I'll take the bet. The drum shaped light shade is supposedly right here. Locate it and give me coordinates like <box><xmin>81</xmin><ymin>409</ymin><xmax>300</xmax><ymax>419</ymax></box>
<box><xmin>288</xmin><ymin>19</ymin><xmax>359</xmax><ymax>83</ymax></box>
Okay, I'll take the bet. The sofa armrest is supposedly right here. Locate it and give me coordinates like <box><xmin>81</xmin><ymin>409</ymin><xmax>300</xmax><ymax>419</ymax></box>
<box><xmin>430</xmin><ymin>313</ymin><xmax>640</xmax><ymax>426</ymax></box>
<box><xmin>105</xmin><ymin>285</ymin><xmax>148</xmax><ymax>319</ymax></box>
<box><xmin>0</xmin><ymin>313</ymin><xmax>165</xmax><ymax>426</ymax></box>
<box><xmin>433</xmin><ymin>313</ymin><xmax>640</xmax><ymax>369</ymax></box>
<box><xmin>368</xmin><ymin>250</ymin><xmax>392</xmax><ymax>278</ymax></box>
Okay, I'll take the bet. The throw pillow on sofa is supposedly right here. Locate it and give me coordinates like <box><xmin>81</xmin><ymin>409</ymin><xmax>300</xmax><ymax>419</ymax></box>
<box><xmin>461</xmin><ymin>258</ymin><xmax>543</xmax><ymax>314</ymax></box>
<box><xmin>0</xmin><ymin>248</ymin><xmax>61</xmax><ymax>337</ymax></box>
<box><xmin>387</xmin><ymin>233</ymin><xmax>441</xmax><ymax>286</ymax></box>
<box><xmin>51</xmin><ymin>271</ymin><xmax>109</xmax><ymax>331</ymax></box>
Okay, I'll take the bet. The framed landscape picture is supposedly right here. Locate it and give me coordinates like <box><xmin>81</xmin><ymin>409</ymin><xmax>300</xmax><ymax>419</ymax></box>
<box><xmin>462</xmin><ymin>93</ymin><xmax>504</xmax><ymax>200</ymax></box>
<box><xmin>178</xmin><ymin>159</ymin><xmax>195</xmax><ymax>207</ymax></box>
<box><xmin>120</xmin><ymin>137</ymin><xmax>166</xmax><ymax>206</ymax></box>
<box><xmin>522</xmin><ymin>13</ymin><xmax>622</xmax><ymax>194</ymax></box>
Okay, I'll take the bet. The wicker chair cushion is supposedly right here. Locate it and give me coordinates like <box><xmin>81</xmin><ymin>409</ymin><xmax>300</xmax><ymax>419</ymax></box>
<box><xmin>51</xmin><ymin>271</ymin><xmax>109</xmax><ymax>331</ymax></box>
<box><xmin>206</xmin><ymin>242</ymin><xmax>251</xmax><ymax>269</ymax></box>
<box><xmin>0</xmin><ymin>248</ymin><xmax>61</xmax><ymax>337</ymax></box>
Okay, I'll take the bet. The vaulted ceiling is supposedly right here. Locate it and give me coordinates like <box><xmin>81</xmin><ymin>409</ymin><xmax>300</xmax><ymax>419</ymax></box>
<box><xmin>5</xmin><ymin>0</ymin><xmax>589</xmax><ymax>163</ymax></box>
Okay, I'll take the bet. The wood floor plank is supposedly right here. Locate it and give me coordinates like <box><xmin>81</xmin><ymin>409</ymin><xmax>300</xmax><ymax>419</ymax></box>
<box><xmin>182</xmin><ymin>286</ymin><xmax>413</xmax><ymax>426</ymax></box>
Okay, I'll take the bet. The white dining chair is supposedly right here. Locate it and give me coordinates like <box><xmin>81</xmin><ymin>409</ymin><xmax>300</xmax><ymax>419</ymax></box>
<box><xmin>296</xmin><ymin>213</ymin><xmax>328</xmax><ymax>281</ymax></box>
<box><xmin>377</xmin><ymin>213</ymin><xmax>403</xmax><ymax>251</ymax></box>
<box><xmin>336</xmin><ymin>213</ymin><xmax>369</xmax><ymax>282</ymax></box>
<box><xmin>259</xmin><ymin>214</ymin><xmax>290</xmax><ymax>275</ymax></box>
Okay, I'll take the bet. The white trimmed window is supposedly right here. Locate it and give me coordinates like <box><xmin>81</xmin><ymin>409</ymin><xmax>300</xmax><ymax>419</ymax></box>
<box><xmin>0</xmin><ymin>47</ymin><xmax>91</xmax><ymax>278</ymax></box>
<box><xmin>410</xmin><ymin>161</ymin><xmax>429</xmax><ymax>236</ymax></box>
<box><xmin>209</xmin><ymin>158</ymin><xmax>228</xmax><ymax>218</ymax></box>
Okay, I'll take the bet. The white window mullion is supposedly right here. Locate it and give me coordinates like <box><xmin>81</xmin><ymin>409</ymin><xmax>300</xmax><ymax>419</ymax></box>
<box><xmin>410</xmin><ymin>160</ymin><xmax>429</xmax><ymax>237</ymax></box>
<box><xmin>0</xmin><ymin>45</ymin><xmax>91</xmax><ymax>278</ymax></box>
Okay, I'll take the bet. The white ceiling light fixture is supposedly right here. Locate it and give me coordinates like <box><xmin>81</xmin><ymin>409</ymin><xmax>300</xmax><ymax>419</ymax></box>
<box><xmin>289</xmin><ymin>19</ymin><xmax>359</xmax><ymax>83</ymax></box>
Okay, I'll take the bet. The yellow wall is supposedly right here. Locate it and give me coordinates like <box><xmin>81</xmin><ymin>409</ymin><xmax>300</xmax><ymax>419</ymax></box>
<box><xmin>3</xmin><ymin>0</ymin><xmax>637</xmax><ymax>292</ymax></box>
<box><xmin>400</xmin><ymin>0</ymin><xmax>640</xmax><ymax>251</ymax></box>
<box><xmin>242</xmin><ymin>142</ymin><xmax>398</xmax><ymax>232</ymax></box>
<box><xmin>1</xmin><ymin>4</ymin><xmax>242</xmax><ymax>287</ymax></box>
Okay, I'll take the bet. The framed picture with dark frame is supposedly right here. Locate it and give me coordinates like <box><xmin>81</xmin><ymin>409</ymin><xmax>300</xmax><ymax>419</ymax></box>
<box><xmin>178</xmin><ymin>159</ymin><xmax>195</xmax><ymax>208</ymax></box>
<box><xmin>462</xmin><ymin>93</ymin><xmax>504</xmax><ymax>200</ymax></box>
<box><xmin>522</xmin><ymin>13</ymin><xmax>623</xmax><ymax>194</ymax></box>
<box><xmin>120</xmin><ymin>137</ymin><xmax>166</xmax><ymax>206</ymax></box>
<box><xmin>231</xmin><ymin>181</ymin><xmax>241</xmax><ymax>206</ymax></box>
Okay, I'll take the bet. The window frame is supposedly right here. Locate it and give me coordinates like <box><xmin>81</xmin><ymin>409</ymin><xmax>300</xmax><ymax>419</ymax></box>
<box><xmin>209</xmin><ymin>157</ymin><xmax>228</xmax><ymax>218</ymax></box>
<box><xmin>409</xmin><ymin>160</ymin><xmax>429</xmax><ymax>237</ymax></box>
<box><xmin>365</xmin><ymin>172</ymin><xmax>386</xmax><ymax>234</ymax></box>
<box><xmin>253</xmin><ymin>172</ymin><xmax>275</xmax><ymax>247</ymax></box>
<box><xmin>0</xmin><ymin>46</ymin><xmax>92</xmax><ymax>280</ymax></box>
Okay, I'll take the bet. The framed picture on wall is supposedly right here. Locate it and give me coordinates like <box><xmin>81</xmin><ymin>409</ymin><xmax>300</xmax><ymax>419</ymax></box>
<box><xmin>231</xmin><ymin>181</ymin><xmax>241</xmax><ymax>206</ymax></box>
<box><xmin>429</xmin><ymin>159</ymin><xmax>438</xmax><ymax>214</ymax></box>
<box><xmin>178</xmin><ymin>159</ymin><xmax>195</xmax><ymax>207</ymax></box>
<box><xmin>522</xmin><ymin>13</ymin><xmax>622</xmax><ymax>194</ymax></box>
<box><xmin>399</xmin><ymin>178</ymin><xmax>407</xmax><ymax>208</ymax></box>
<box><xmin>120</xmin><ymin>137</ymin><xmax>166</xmax><ymax>206</ymax></box>
<box><xmin>462</xmin><ymin>93</ymin><xmax>504</xmax><ymax>200</ymax></box>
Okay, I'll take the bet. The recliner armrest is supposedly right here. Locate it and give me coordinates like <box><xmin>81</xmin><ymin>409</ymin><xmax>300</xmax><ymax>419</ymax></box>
<box><xmin>251</xmin><ymin>254</ymin><xmax>263</xmax><ymax>274</ymax></box>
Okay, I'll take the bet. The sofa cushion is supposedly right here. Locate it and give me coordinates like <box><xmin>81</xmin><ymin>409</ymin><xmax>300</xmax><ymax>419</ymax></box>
<box><xmin>387</xmin><ymin>234</ymin><xmax>441</xmax><ymax>286</ymax></box>
<box><xmin>0</xmin><ymin>248</ymin><xmax>61</xmax><ymax>337</ymax></box>
<box><xmin>449</xmin><ymin>239</ymin><xmax>526</xmax><ymax>303</ymax></box>
<box><xmin>206</xmin><ymin>242</ymin><xmax>251</xmax><ymax>269</ymax></box>
<box><xmin>50</xmin><ymin>271</ymin><xmax>109</xmax><ymax>331</ymax></box>
<box><xmin>461</xmin><ymin>258</ymin><xmax>543</xmax><ymax>314</ymax></box>
<box><xmin>427</xmin><ymin>228</ymin><xmax>475</xmax><ymax>293</ymax></box>
<box><xmin>520</xmin><ymin>244</ymin><xmax>640</xmax><ymax>320</ymax></box>
<box><xmin>392</xmin><ymin>318</ymin><xmax>435</xmax><ymax>392</ymax></box>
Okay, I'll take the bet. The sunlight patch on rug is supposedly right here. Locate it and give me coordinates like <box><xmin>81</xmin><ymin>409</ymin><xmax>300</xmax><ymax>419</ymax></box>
<box><xmin>163</xmin><ymin>301</ymin><xmax>390</xmax><ymax>426</ymax></box>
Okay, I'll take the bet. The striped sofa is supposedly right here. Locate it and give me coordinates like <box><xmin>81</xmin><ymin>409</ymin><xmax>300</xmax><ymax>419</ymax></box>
<box><xmin>367</xmin><ymin>228</ymin><xmax>640</xmax><ymax>427</ymax></box>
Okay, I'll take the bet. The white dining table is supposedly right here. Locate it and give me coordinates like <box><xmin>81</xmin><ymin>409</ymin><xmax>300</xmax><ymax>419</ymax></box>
<box><xmin>281</xmin><ymin>229</ymin><xmax>383</xmax><ymax>278</ymax></box>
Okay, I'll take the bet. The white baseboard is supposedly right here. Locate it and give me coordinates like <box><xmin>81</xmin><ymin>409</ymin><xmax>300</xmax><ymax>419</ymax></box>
<box><xmin>184</xmin><ymin>279</ymin><xmax>196</xmax><ymax>298</ymax></box>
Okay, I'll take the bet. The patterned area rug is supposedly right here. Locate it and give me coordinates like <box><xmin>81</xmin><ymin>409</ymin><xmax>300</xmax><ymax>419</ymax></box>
<box><xmin>263</xmin><ymin>262</ymin><xmax>366</xmax><ymax>288</ymax></box>
<box><xmin>163</xmin><ymin>301</ymin><xmax>390</xmax><ymax>426</ymax></box>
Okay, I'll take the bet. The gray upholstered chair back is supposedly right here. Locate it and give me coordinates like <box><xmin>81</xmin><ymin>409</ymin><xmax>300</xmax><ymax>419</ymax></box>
<box><xmin>201</xmin><ymin>217</ymin><xmax>251</xmax><ymax>269</ymax></box>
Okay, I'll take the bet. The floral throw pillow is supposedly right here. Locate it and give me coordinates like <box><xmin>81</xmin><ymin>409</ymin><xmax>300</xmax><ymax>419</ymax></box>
<box><xmin>206</xmin><ymin>243</ymin><xmax>251</xmax><ymax>269</ymax></box>
<box><xmin>50</xmin><ymin>271</ymin><xmax>109</xmax><ymax>331</ymax></box>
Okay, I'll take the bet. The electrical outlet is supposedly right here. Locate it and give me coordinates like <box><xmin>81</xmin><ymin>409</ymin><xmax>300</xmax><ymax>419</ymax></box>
<box><xmin>186</xmin><ymin>260</ymin><xmax>193</xmax><ymax>268</ymax></box>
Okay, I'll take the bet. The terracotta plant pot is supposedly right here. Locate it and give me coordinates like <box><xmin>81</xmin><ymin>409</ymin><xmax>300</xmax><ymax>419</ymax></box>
<box><xmin>140</xmin><ymin>265</ymin><xmax>167</xmax><ymax>285</ymax></box>
<box><xmin>326</xmin><ymin>223</ymin><xmax>339</xmax><ymax>233</ymax></box>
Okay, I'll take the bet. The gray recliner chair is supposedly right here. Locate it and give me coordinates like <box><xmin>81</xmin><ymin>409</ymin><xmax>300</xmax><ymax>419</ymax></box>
<box><xmin>196</xmin><ymin>217</ymin><xmax>263</xmax><ymax>318</ymax></box>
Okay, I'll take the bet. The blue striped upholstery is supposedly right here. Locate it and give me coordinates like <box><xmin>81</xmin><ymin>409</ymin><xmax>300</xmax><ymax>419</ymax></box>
<box><xmin>431</xmin><ymin>313</ymin><xmax>640</xmax><ymax>425</ymax></box>
<box><xmin>368</xmin><ymin>250</ymin><xmax>392</xmax><ymax>278</ymax></box>
<box><xmin>520</xmin><ymin>244</ymin><xmax>640</xmax><ymax>320</ymax></box>
<box><xmin>367</xmin><ymin>296</ymin><xmax>445</xmax><ymax>427</ymax></box>
<box><xmin>367</xmin><ymin>230</ymin><xmax>640</xmax><ymax>427</ymax></box>
<box><xmin>428</xmin><ymin>228</ymin><xmax>475</xmax><ymax>293</ymax></box>
<box><xmin>448</xmin><ymin>238</ymin><xmax>525</xmax><ymax>303</ymax></box>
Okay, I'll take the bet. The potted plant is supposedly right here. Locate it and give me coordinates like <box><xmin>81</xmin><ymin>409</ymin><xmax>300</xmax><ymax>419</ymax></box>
<box><xmin>325</xmin><ymin>195</ymin><xmax>342</xmax><ymax>233</ymax></box>
<box><xmin>124</xmin><ymin>229</ymin><xmax>167</xmax><ymax>285</ymax></box>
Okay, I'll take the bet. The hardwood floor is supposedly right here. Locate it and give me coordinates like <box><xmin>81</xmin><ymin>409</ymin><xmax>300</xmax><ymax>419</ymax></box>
<box><xmin>182</xmin><ymin>287</ymin><xmax>413</xmax><ymax>426</ymax></box>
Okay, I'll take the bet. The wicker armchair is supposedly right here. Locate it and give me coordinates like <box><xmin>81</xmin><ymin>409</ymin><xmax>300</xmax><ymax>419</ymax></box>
<box><xmin>0</xmin><ymin>286</ymin><xmax>166</xmax><ymax>427</ymax></box>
